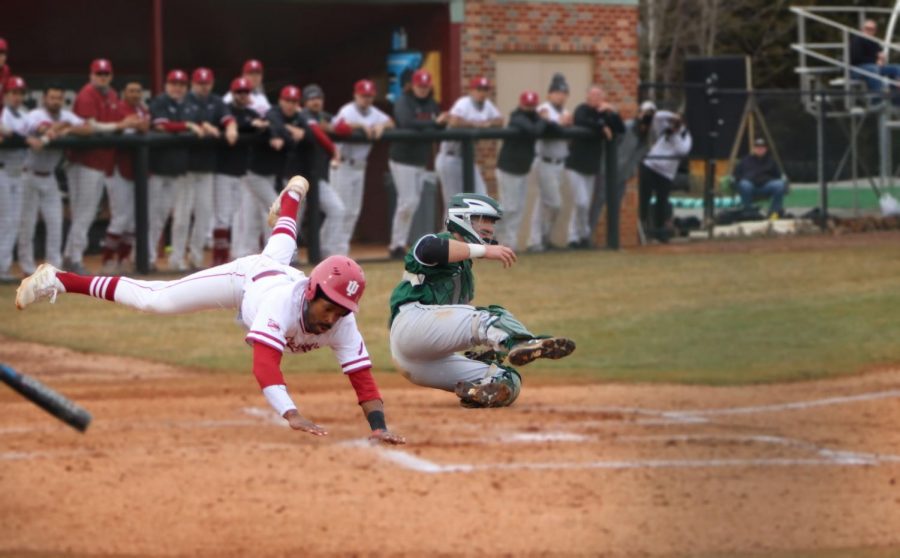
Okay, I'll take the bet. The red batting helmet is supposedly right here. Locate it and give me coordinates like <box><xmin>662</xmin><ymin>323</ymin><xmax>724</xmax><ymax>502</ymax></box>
<box><xmin>411</xmin><ymin>69</ymin><xmax>432</xmax><ymax>87</ymax></box>
<box><xmin>354</xmin><ymin>79</ymin><xmax>376</xmax><ymax>96</ymax></box>
<box><xmin>280</xmin><ymin>85</ymin><xmax>301</xmax><ymax>102</ymax></box>
<box><xmin>166</xmin><ymin>69</ymin><xmax>189</xmax><ymax>84</ymax></box>
<box><xmin>5</xmin><ymin>76</ymin><xmax>26</xmax><ymax>92</ymax></box>
<box><xmin>305</xmin><ymin>256</ymin><xmax>366</xmax><ymax>313</ymax></box>
<box><xmin>243</xmin><ymin>59</ymin><xmax>264</xmax><ymax>74</ymax></box>
<box><xmin>192</xmin><ymin>67</ymin><xmax>214</xmax><ymax>84</ymax></box>
<box><xmin>519</xmin><ymin>90</ymin><xmax>539</xmax><ymax>108</ymax></box>
<box><xmin>230</xmin><ymin>77</ymin><xmax>252</xmax><ymax>93</ymax></box>
<box><xmin>90</xmin><ymin>58</ymin><xmax>113</xmax><ymax>74</ymax></box>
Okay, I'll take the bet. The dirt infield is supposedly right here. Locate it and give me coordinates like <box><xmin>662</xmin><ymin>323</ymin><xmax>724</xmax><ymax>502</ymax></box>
<box><xmin>2</xmin><ymin>337</ymin><xmax>900</xmax><ymax>557</ymax></box>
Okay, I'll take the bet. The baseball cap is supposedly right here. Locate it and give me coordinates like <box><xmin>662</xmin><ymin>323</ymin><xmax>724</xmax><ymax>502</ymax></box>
<box><xmin>192</xmin><ymin>67</ymin><xmax>214</xmax><ymax>84</ymax></box>
<box><xmin>230</xmin><ymin>77</ymin><xmax>252</xmax><ymax>93</ymax></box>
<box><xmin>5</xmin><ymin>75</ymin><xmax>26</xmax><ymax>91</ymax></box>
<box><xmin>0</xmin><ymin>38</ymin><xmax>8</xmax><ymax>52</ymax></box>
<box><xmin>354</xmin><ymin>79</ymin><xmax>376</xmax><ymax>96</ymax></box>
<box><xmin>91</xmin><ymin>58</ymin><xmax>113</xmax><ymax>74</ymax></box>
<box><xmin>280</xmin><ymin>85</ymin><xmax>301</xmax><ymax>102</ymax></box>
<box><xmin>469</xmin><ymin>76</ymin><xmax>490</xmax><ymax>90</ymax></box>
<box><xmin>754</xmin><ymin>137</ymin><xmax>767</xmax><ymax>147</ymax></box>
<box><xmin>411</xmin><ymin>69</ymin><xmax>433</xmax><ymax>87</ymax></box>
<box><xmin>519</xmin><ymin>90</ymin><xmax>539</xmax><ymax>108</ymax></box>
<box><xmin>640</xmin><ymin>100</ymin><xmax>657</xmax><ymax>112</ymax></box>
<box><xmin>548</xmin><ymin>73</ymin><xmax>569</xmax><ymax>94</ymax></box>
<box><xmin>166</xmin><ymin>69</ymin><xmax>189</xmax><ymax>84</ymax></box>
<box><xmin>303</xmin><ymin>84</ymin><xmax>324</xmax><ymax>102</ymax></box>
<box><xmin>243</xmin><ymin>59</ymin><xmax>264</xmax><ymax>74</ymax></box>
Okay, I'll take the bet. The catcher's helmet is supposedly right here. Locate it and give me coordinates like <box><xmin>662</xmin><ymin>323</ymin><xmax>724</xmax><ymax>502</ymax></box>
<box><xmin>305</xmin><ymin>256</ymin><xmax>366</xmax><ymax>313</ymax></box>
<box><xmin>446</xmin><ymin>193</ymin><xmax>503</xmax><ymax>245</ymax></box>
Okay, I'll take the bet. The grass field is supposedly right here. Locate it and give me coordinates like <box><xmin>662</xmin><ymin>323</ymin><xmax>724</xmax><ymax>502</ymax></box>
<box><xmin>2</xmin><ymin>236</ymin><xmax>900</xmax><ymax>385</ymax></box>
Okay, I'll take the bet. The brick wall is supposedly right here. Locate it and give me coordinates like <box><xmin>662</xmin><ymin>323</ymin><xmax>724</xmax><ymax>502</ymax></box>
<box><xmin>459</xmin><ymin>0</ymin><xmax>641</xmax><ymax>248</ymax></box>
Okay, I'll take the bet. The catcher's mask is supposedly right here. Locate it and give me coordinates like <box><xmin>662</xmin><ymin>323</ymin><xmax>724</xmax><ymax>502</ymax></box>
<box><xmin>446</xmin><ymin>193</ymin><xmax>503</xmax><ymax>245</ymax></box>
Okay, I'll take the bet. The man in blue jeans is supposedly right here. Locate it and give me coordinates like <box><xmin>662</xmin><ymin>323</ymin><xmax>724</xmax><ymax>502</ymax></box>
<box><xmin>733</xmin><ymin>137</ymin><xmax>785</xmax><ymax>217</ymax></box>
<box><xmin>850</xmin><ymin>19</ymin><xmax>900</xmax><ymax>102</ymax></box>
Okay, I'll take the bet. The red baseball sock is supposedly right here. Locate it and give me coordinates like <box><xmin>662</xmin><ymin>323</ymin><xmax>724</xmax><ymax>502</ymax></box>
<box><xmin>272</xmin><ymin>192</ymin><xmax>300</xmax><ymax>239</ymax></box>
<box><xmin>57</xmin><ymin>272</ymin><xmax>120</xmax><ymax>301</ymax></box>
<box><xmin>212</xmin><ymin>228</ymin><xmax>230</xmax><ymax>265</ymax></box>
<box><xmin>101</xmin><ymin>233</ymin><xmax>121</xmax><ymax>265</ymax></box>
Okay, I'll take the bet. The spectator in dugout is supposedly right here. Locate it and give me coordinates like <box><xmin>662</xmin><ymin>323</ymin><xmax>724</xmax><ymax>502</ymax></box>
<box><xmin>168</xmin><ymin>67</ymin><xmax>237</xmax><ymax>272</ymax></box>
<box><xmin>148</xmin><ymin>69</ymin><xmax>205</xmax><ymax>270</ymax></box>
<box><xmin>101</xmin><ymin>80</ymin><xmax>150</xmax><ymax>274</ymax></box>
<box><xmin>214</xmin><ymin>77</ymin><xmax>270</xmax><ymax>266</ymax></box>
<box><xmin>0</xmin><ymin>75</ymin><xmax>29</xmax><ymax>281</ymax></box>
<box><xmin>64</xmin><ymin>59</ymin><xmax>143</xmax><ymax>275</ymax></box>
<box><xmin>850</xmin><ymin>19</ymin><xmax>900</xmax><ymax>103</ymax></box>
<box><xmin>224</xmin><ymin>59</ymin><xmax>271</xmax><ymax>118</ymax></box>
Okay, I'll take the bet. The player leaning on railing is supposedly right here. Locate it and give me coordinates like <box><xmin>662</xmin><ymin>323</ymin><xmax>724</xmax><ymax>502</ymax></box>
<box><xmin>14</xmin><ymin>175</ymin><xmax>405</xmax><ymax>444</ymax></box>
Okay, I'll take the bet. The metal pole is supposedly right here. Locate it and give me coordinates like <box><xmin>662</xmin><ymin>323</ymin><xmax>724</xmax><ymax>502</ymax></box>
<box><xmin>816</xmin><ymin>93</ymin><xmax>829</xmax><ymax>229</ymax></box>
<box><xmin>604</xmin><ymin>139</ymin><xmax>620</xmax><ymax>249</ymax></box>
<box><xmin>133</xmin><ymin>144</ymin><xmax>151</xmax><ymax>274</ymax></box>
<box><xmin>307</xmin><ymin>173</ymin><xmax>322</xmax><ymax>264</ymax></box>
<box><xmin>151</xmin><ymin>0</ymin><xmax>164</xmax><ymax>95</ymax></box>
<box><xmin>704</xmin><ymin>73</ymin><xmax>719</xmax><ymax>237</ymax></box>
<box><xmin>461</xmin><ymin>134</ymin><xmax>476</xmax><ymax>193</ymax></box>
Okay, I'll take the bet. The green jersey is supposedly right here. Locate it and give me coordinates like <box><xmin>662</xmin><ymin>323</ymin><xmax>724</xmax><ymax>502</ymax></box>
<box><xmin>389</xmin><ymin>232</ymin><xmax>475</xmax><ymax>325</ymax></box>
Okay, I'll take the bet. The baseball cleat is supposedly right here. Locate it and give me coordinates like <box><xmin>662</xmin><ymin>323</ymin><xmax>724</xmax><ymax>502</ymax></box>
<box><xmin>267</xmin><ymin>175</ymin><xmax>309</xmax><ymax>227</ymax></box>
<box><xmin>455</xmin><ymin>380</ymin><xmax>512</xmax><ymax>408</ymax></box>
<box><xmin>16</xmin><ymin>263</ymin><xmax>63</xmax><ymax>310</ymax></box>
<box><xmin>507</xmin><ymin>337</ymin><xmax>576</xmax><ymax>366</ymax></box>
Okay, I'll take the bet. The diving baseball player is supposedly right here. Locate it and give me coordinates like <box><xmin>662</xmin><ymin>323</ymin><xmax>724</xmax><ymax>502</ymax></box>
<box><xmin>16</xmin><ymin>176</ymin><xmax>405</xmax><ymax>444</ymax></box>
<box><xmin>0</xmin><ymin>75</ymin><xmax>29</xmax><ymax>280</ymax></box>
<box><xmin>388</xmin><ymin>193</ymin><xmax>576</xmax><ymax>408</ymax></box>
<box><xmin>436</xmin><ymin>76</ymin><xmax>503</xmax><ymax>208</ymax></box>
<box><xmin>327</xmin><ymin>79</ymin><xmax>394</xmax><ymax>256</ymax></box>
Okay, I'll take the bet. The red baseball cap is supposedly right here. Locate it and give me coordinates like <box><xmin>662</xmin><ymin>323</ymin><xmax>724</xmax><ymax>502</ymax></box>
<box><xmin>5</xmin><ymin>75</ymin><xmax>26</xmax><ymax>91</ymax></box>
<box><xmin>243</xmin><ymin>59</ymin><xmax>264</xmax><ymax>74</ymax></box>
<box><xmin>230</xmin><ymin>77</ymin><xmax>252</xmax><ymax>93</ymax></box>
<box><xmin>469</xmin><ymin>76</ymin><xmax>490</xmax><ymax>90</ymax></box>
<box><xmin>280</xmin><ymin>85</ymin><xmax>301</xmax><ymax>101</ymax></box>
<box><xmin>519</xmin><ymin>90</ymin><xmax>539</xmax><ymax>108</ymax></box>
<box><xmin>411</xmin><ymin>69</ymin><xmax>432</xmax><ymax>87</ymax></box>
<box><xmin>0</xmin><ymin>38</ymin><xmax>9</xmax><ymax>52</ymax></box>
<box><xmin>166</xmin><ymin>69</ymin><xmax>189</xmax><ymax>84</ymax></box>
<box><xmin>91</xmin><ymin>58</ymin><xmax>113</xmax><ymax>74</ymax></box>
<box><xmin>354</xmin><ymin>79</ymin><xmax>376</xmax><ymax>96</ymax></box>
<box><xmin>192</xmin><ymin>67</ymin><xmax>214</xmax><ymax>84</ymax></box>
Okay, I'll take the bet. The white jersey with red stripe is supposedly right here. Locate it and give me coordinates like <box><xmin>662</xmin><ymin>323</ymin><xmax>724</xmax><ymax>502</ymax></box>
<box><xmin>240</xmin><ymin>261</ymin><xmax>371</xmax><ymax>374</ymax></box>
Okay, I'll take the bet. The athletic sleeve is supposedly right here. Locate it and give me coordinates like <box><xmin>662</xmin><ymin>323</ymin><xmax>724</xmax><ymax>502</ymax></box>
<box><xmin>328</xmin><ymin>314</ymin><xmax>373</xmax><ymax>374</ymax></box>
<box><xmin>412</xmin><ymin>234</ymin><xmax>448</xmax><ymax>266</ymax></box>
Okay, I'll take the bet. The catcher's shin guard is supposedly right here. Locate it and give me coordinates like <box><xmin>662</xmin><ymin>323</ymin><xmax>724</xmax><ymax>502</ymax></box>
<box><xmin>455</xmin><ymin>367</ymin><xmax>522</xmax><ymax>408</ymax></box>
<box><xmin>478</xmin><ymin>304</ymin><xmax>537</xmax><ymax>353</ymax></box>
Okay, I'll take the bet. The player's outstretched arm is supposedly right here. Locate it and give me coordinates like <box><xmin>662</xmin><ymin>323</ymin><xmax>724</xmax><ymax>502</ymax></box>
<box><xmin>347</xmin><ymin>369</ymin><xmax>406</xmax><ymax>445</ymax></box>
<box><xmin>283</xmin><ymin>409</ymin><xmax>328</xmax><ymax>436</ymax></box>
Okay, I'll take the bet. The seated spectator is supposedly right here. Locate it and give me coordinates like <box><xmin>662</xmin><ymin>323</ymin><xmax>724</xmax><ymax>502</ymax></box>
<box><xmin>732</xmin><ymin>137</ymin><xmax>785</xmax><ymax>218</ymax></box>
<box><xmin>850</xmin><ymin>19</ymin><xmax>900</xmax><ymax>100</ymax></box>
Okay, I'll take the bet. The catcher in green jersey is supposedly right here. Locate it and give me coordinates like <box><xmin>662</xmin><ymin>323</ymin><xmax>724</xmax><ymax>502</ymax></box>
<box><xmin>388</xmin><ymin>193</ymin><xmax>576</xmax><ymax>408</ymax></box>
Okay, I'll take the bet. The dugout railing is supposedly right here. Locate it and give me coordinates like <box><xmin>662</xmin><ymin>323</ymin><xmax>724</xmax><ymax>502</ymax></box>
<box><xmin>0</xmin><ymin>127</ymin><xmax>619</xmax><ymax>273</ymax></box>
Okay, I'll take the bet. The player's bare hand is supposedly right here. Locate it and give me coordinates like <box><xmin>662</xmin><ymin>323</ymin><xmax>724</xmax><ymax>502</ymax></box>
<box><xmin>252</xmin><ymin>119</ymin><xmax>269</xmax><ymax>129</ymax></box>
<box><xmin>225</xmin><ymin>127</ymin><xmax>238</xmax><ymax>146</ymax></box>
<box><xmin>436</xmin><ymin>111</ymin><xmax>450</xmax><ymax>125</ymax></box>
<box><xmin>284</xmin><ymin>410</ymin><xmax>328</xmax><ymax>436</ymax></box>
<box><xmin>203</xmin><ymin>122</ymin><xmax>221</xmax><ymax>138</ymax></box>
<box><xmin>369</xmin><ymin>429</ymin><xmax>407</xmax><ymax>445</ymax></box>
<box><xmin>26</xmin><ymin>137</ymin><xmax>44</xmax><ymax>150</ymax></box>
<box><xmin>270</xmin><ymin>137</ymin><xmax>285</xmax><ymax>151</ymax></box>
<box><xmin>485</xmin><ymin>244</ymin><xmax>517</xmax><ymax>268</ymax></box>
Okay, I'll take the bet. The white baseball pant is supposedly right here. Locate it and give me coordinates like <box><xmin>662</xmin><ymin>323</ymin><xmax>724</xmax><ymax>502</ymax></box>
<box><xmin>0</xmin><ymin>170</ymin><xmax>23</xmax><ymax>275</ymax></box>
<box><xmin>147</xmin><ymin>174</ymin><xmax>185</xmax><ymax>265</ymax></box>
<box><xmin>388</xmin><ymin>161</ymin><xmax>427</xmax><ymax>251</ymax></box>
<box><xmin>390</xmin><ymin>303</ymin><xmax>512</xmax><ymax>391</ymax></box>
<box><xmin>528</xmin><ymin>159</ymin><xmax>565</xmax><ymax>249</ymax></box>
<box><xmin>566</xmin><ymin>169</ymin><xmax>594</xmax><ymax>244</ymax></box>
<box><xmin>312</xmin><ymin>178</ymin><xmax>347</xmax><ymax>258</ymax></box>
<box><xmin>328</xmin><ymin>162</ymin><xmax>366</xmax><ymax>256</ymax></box>
<box><xmin>232</xmin><ymin>172</ymin><xmax>275</xmax><ymax>258</ymax></box>
<box><xmin>63</xmin><ymin>163</ymin><xmax>109</xmax><ymax>266</ymax></box>
<box><xmin>435</xmin><ymin>152</ymin><xmax>487</xmax><ymax>210</ymax></box>
<box><xmin>213</xmin><ymin>174</ymin><xmax>243</xmax><ymax>229</ymax></box>
<box><xmin>495</xmin><ymin>168</ymin><xmax>530</xmax><ymax>250</ymax></box>
<box><xmin>17</xmin><ymin>171</ymin><xmax>63</xmax><ymax>275</ymax></box>
<box><xmin>105</xmin><ymin>171</ymin><xmax>134</xmax><ymax>237</ymax></box>
<box><xmin>170</xmin><ymin>171</ymin><xmax>214</xmax><ymax>269</ymax></box>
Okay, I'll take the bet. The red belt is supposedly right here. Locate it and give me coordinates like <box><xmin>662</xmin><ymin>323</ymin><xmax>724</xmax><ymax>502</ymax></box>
<box><xmin>32</xmin><ymin>170</ymin><xmax>52</xmax><ymax>177</ymax></box>
<box><xmin>252</xmin><ymin>270</ymin><xmax>286</xmax><ymax>282</ymax></box>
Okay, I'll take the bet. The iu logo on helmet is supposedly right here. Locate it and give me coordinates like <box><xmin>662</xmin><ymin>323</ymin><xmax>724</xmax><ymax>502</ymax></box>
<box><xmin>346</xmin><ymin>280</ymin><xmax>360</xmax><ymax>297</ymax></box>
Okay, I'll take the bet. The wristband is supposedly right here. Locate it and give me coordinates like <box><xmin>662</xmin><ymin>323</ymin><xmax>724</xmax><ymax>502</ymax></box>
<box><xmin>262</xmin><ymin>384</ymin><xmax>297</xmax><ymax>417</ymax></box>
<box><xmin>467</xmin><ymin>243</ymin><xmax>487</xmax><ymax>258</ymax></box>
<box><xmin>366</xmin><ymin>410</ymin><xmax>387</xmax><ymax>431</ymax></box>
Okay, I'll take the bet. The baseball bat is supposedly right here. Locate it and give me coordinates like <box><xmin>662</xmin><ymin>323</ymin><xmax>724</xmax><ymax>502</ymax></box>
<box><xmin>0</xmin><ymin>364</ymin><xmax>92</xmax><ymax>432</ymax></box>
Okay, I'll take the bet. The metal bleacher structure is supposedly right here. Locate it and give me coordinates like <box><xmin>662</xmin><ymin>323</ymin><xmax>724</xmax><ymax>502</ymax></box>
<box><xmin>791</xmin><ymin>3</ymin><xmax>900</xmax><ymax>197</ymax></box>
